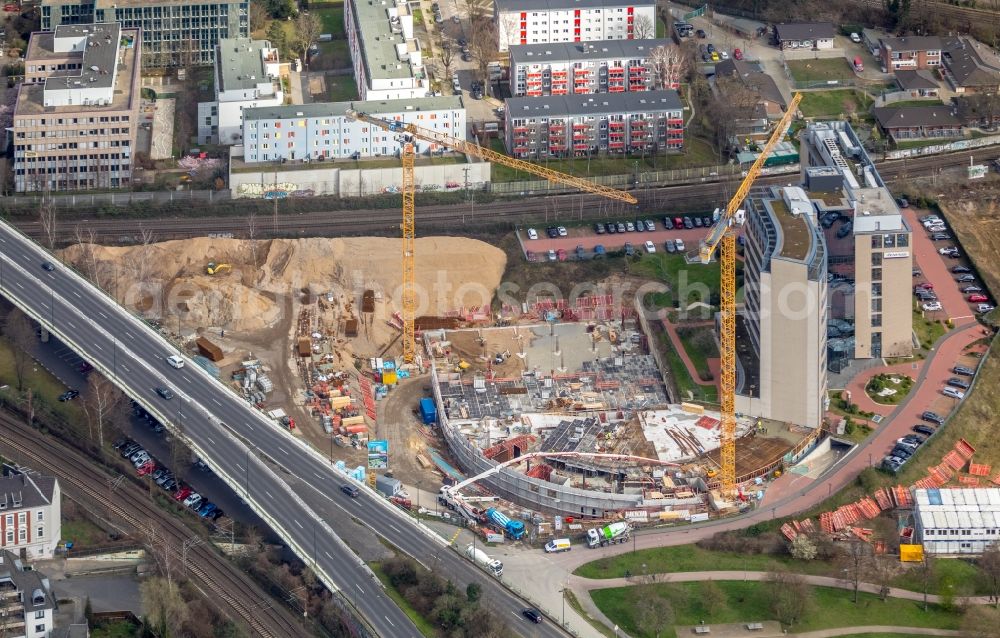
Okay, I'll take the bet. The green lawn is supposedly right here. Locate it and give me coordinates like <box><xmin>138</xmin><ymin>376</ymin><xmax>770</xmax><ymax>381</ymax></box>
<box><xmin>865</xmin><ymin>373</ymin><xmax>914</xmax><ymax>405</ymax></box>
<box><xmin>787</xmin><ymin>58</ymin><xmax>854</xmax><ymax>82</ymax></box>
<box><xmin>91</xmin><ymin>621</ymin><xmax>139</xmax><ymax>638</ymax></box>
<box><xmin>0</xmin><ymin>337</ymin><xmax>82</xmax><ymax>424</ymax></box>
<box><xmin>62</xmin><ymin>517</ymin><xmax>108</xmax><ymax>547</ymax></box>
<box><xmin>591</xmin><ymin>581</ymin><xmax>961</xmax><ymax>638</ymax></box>
<box><xmin>371</xmin><ymin>563</ymin><xmax>438</xmax><ymax>637</ymax></box>
<box><xmin>676</xmin><ymin>325</ymin><xmax>718</xmax><ymax>381</ymax></box>
<box><xmin>632</xmin><ymin>252</ymin><xmax>720</xmax><ymax>309</ymax></box>
<box><xmin>658</xmin><ymin>330</ymin><xmax>719</xmax><ymax>404</ymax></box>
<box><xmin>315</xmin><ymin>3</ymin><xmax>346</xmax><ymax>36</ymax></box>
<box><xmin>913</xmin><ymin>307</ymin><xmax>948</xmax><ymax>350</ymax></box>
<box><xmin>488</xmin><ymin>137</ymin><xmax>720</xmax><ymax>182</ymax></box>
<box><xmin>324</xmin><ymin>74</ymin><xmax>358</xmax><ymax>101</ymax></box>
<box><xmin>798</xmin><ymin>89</ymin><xmax>873</xmax><ymax>118</ymax></box>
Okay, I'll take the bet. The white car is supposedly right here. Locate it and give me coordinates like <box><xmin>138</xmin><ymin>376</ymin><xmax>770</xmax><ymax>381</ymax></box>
<box><xmin>557</xmin><ymin>226</ymin><xmax>568</xmax><ymax>237</ymax></box>
<box><xmin>719</xmin><ymin>51</ymin><xmax>729</xmax><ymax>60</ymax></box>
<box><xmin>943</xmin><ymin>387</ymin><xmax>965</xmax><ymax>400</ymax></box>
<box><xmin>938</xmin><ymin>246</ymin><xmax>958</xmax><ymax>255</ymax></box>
<box><xmin>850</xmin><ymin>32</ymin><xmax>861</xmax><ymax>43</ymax></box>
<box><xmin>166</xmin><ymin>355</ymin><xmax>185</xmax><ymax>369</ymax></box>
<box><xmin>922</xmin><ymin>302</ymin><xmax>943</xmax><ymax>311</ymax></box>
<box><xmin>183</xmin><ymin>493</ymin><xmax>203</xmax><ymax>508</ymax></box>
<box><xmin>978</xmin><ymin>303</ymin><xmax>996</xmax><ymax>313</ymax></box>
<box><xmin>674</xmin><ymin>238</ymin><xmax>685</xmax><ymax>251</ymax></box>
<box><xmin>644</xmin><ymin>240</ymin><xmax>656</xmax><ymax>254</ymax></box>
<box><xmin>527</xmin><ymin>228</ymin><xmax>538</xmax><ymax>240</ymax></box>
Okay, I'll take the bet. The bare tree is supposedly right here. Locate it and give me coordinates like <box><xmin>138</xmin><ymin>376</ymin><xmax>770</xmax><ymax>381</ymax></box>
<box><xmin>38</xmin><ymin>194</ymin><xmax>58</xmax><ymax>250</ymax></box>
<box><xmin>83</xmin><ymin>373</ymin><xmax>123</xmax><ymax>449</ymax></box>
<box><xmin>837</xmin><ymin>541</ymin><xmax>873</xmax><ymax>603</ymax></box>
<box><xmin>246</xmin><ymin>209</ymin><xmax>261</xmax><ymax>272</ymax></box>
<box><xmin>980</xmin><ymin>542</ymin><xmax>1000</xmax><ymax>608</ymax></box>
<box><xmin>469</xmin><ymin>18</ymin><xmax>498</xmax><ymax>85</ymax></box>
<box><xmin>140</xmin><ymin>576</ymin><xmax>190</xmax><ymax>637</ymax></box>
<box><xmin>765</xmin><ymin>570</ymin><xmax>813</xmax><ymax>626</ymax></box>
<box><xmin>632</xmin><ymin>14</ymin><xmax>655</xmax><ymax>39</ymax></box>
<box><xmin>634</xmin><ymin>585</ymin><xmax>673</xmax><ymax>638</ymax></box>
<box><xmin>701</xmin><ymin>580</ymin><xmax>726</xmax><ymax>618</ymax></box>
<box><xmin>295</xmin><ymin>12</ymin><xmax>323</xmax><ymax>69</ymax></box>
<box><xmin>649</xmin><ymin>44</ymin><xmax>688</xmax><ymax>90</ymax></box>
<box><xmin>249</xmin><ymin>0</ymin><xmax>269</xmax><ymax>32</ymax></box>
<box><xmin>866</xmin><ymin>552</ymin><xmax>898</xmax><ymax>601</ymax></box>
<box><xmin>73</xmin><ymin>225</ymin><xmax>103</xmax><ymax>285</ymax></box>
<box><xmin>4</xmin><ymin>310</ymin><xmax>35</xmax><ymax>391</ymax></box>
<box><xmin>913</xmin><ymin>550</ymin><xmax>936</xmax><ymax>612</ymax></box>
<box><xmin>962</xmin><ymin>605</ymin><xmax>1000</xmax><ymax>638</ymax></box>
<box><xmin>439</xmin><ymin>38</ymin><xmax>456</xmax><ymax>84</ymax></box>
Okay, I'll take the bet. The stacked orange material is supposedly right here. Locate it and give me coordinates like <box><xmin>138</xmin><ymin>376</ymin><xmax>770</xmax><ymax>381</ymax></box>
<box><xmin>954</xmin><ymin>438</ymin><xmax>977</xmax><ymax>459</ymax></box>
<box><xmin>942</xmin><ymin>450</ymin><xmax>967</xmax><ymax>471</ymax></box>
<box><xmin>968</xmin><ymin>462</ymin><xmax>991</xmax><ymax>477</ymax></box>
<box><xmin>959</xmin><ymin>475</ymin><xmax>981</xmax><ymax>486</ymax></box>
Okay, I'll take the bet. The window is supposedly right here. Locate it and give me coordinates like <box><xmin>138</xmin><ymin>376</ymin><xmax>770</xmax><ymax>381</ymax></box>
<box><xmin>871</xmin><ymin>267</ymin><xmax>882</xmax><ymax>282</ymax></box>
<box><xmin>35</xmin><ymin>611</ymin><xmax>45</xmax><ymax>619</ymax></box>
<box><xmin>871</xmin><ymin>253</ymin><xmax>883</xmax><ymax>266</ymax></box>
<box><xmin>883</xmin><ymin>234</ymin><xmax>896</xmax><ymax>248</ymax></box>
<box><xmin>872</xmin><ymin>283</ymin><xmax>882</xmax><ymax>297</ymax></box>
<box><xmin>872</xmin><ymin>298</ymin><xmax>882</xmax><ymax>313</ymax></box>
<box><xmin>19</xmin><ymin>528</ymin><xmax>26</xmax><ymax>542</ymax></box>
<box><xmin>872</xmin><ymin>313</ymin><xmax>882</xmax><ymax>327</ymax></box>
<box><xmin>897</xmin><ymin>233</ymin><xmax>909</xmax><ymax>247</ymax></box>
<box><xmin>4</xmin><ymin>531</ymin><xmax>11</xmax><ymax>544</ymax></box>
<box><xmin>871</xmin><ymin>235</ymin><xmax>882</xmax><ymax>249</ymax></box>
<box><xmin>18</xmin><ymin>512</ymin><xmax>25</xmax><ymax>523</ymax></box>
<box><xmin>37</xmin><ymin>526</ymin><xmax>43</xmax><ymax>539</ymax></box>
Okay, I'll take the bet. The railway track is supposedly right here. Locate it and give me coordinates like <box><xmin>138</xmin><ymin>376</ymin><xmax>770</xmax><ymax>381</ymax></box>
<box><xmin>0</xmin><ymin>411</ymin><xmax>309</xmax><ymax>638</ymax></box>
<box><xmin>3</xmin><ymin>148</ymin><xmax>983</xmax><ymax>243</ymax></box>
<box><xmin>855</xmin><ymin>0</ymin><xmax>1000</xmax><ymax>28</ymax></box>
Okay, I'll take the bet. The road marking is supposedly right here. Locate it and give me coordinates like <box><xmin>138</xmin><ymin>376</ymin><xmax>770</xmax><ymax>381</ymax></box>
<box><xmin>236</xmin><ymin>463</ymin><xmax>245</xmax><ymax>472</ymax></box>
<box><xmin>278</xmin><ymin>446</ymin><xmax>290</xmax><ymax>456</ymax></box>
<box><xmin>295</xmin><ymin>519</ymin><xmax>303</xmax><ymax>529</ymax></box>
<box><xmin>265</xmin><ymin>490</ymin><xmax>274</xmax><ymax>499</ymax></box>
<box><xmin>180</xmin><ymin>412</ymin><xmax>189</xmax><ymax>420</ymax></box>
<box><xmin>14</xmin><ymin>281</ymin><xmax>23</xmax><ymax>289</ymax></box>
<box><xmin>388</xmin><ymin>524</ymin><xmax>401</xmax><ymax>535</ymax></box>
<box><xmin>72</xmin><ymin>291</ymin><xmax>81</xmax><ymax>299</ymax></box>
<box><xmin>245</xmin><ymin>423</ymin><xmax>254</xmax><ymax>431</ymax></box>
<box><xmin>212</xmin><ymin>398</ymin><xmax>222</xmax><ymax>407</ymax></box>
<box><xmin>383</xmin><ymin>617</ymin><xmax>395</xmax><ymax>628</ymax></box>
<box><xmin>120</xmin><ymin>364</ymin><xmax>130</xmax><ymax>373</ymax></box>
<box><xmin>206</xmin><ymin>436</ymin><xmax>216</xmax><ymax>445</ymax></box>
<box><xmin>125</xmin><ymin>332</ymin><xmax>136</xmax><ymax>340</ymax></box>
<box><xmin>92</xmin><ymin>343</ymin><xmax>103</xmax><ymax>351</ymax></box>
<box><xmin>98</xmin><ymin>311</ymin><xmax>108</xmax><ymax>319</ymax></box>
<box><xmin>183</xmin><ymin>375</ymin><xmax>193</xmax><ymax>384</ymax></box>
<box><xmin>325</xmin><ymin>551</ymin><xmax>333</xmax><ymax>560</ymax></box>
<box><xmin>355</xmin><ymin>584</ymin><xmax>364</xmax><ymax>594</ymax></box>
<box><xmin>315</xmin><ymin>472</ymin><xmax>323</xmax><ymax>479</ymax></box>
<box><xmin>66</xmin><ymin>322</ymin><xmax>76</xmax><ymax>329</ymax></box>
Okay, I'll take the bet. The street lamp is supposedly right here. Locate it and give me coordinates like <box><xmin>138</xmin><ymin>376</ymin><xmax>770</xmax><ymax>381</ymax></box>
<box><xmin>559</xmin><ymin>586</ymin><xmax>566</xmax><ymax>627</ymax></box>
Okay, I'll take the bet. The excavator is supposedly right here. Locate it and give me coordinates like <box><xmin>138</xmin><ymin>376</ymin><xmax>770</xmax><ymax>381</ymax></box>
<box><xmin>205</xmin><ymin>262</ymin><xmax>232</xmax><ymax>275</ymax></box>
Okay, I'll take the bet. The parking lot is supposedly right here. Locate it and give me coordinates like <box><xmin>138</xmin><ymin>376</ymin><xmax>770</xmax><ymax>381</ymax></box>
<box><xmin>519</xmin><ymin>214</ymin><xmax>719</xmax><ymax>260</ymax></box>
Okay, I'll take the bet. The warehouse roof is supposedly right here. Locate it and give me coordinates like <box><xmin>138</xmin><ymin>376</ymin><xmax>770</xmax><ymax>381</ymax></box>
<box><xmin>509</xmin><ymin>39</ymin><xmax>670</xmax><ymax>65</ymax></box>
<box><xmin>506</xmin><ymin>90</ymin><xmax>682</xmax><ymax>118</ymax></box>
<box><xmin>774</xmin><ymin>22</ymin><xmax>836</xmax><ymax>42</ymax></box>
<box><xmin>243</xmin><ymin>95</ymin><xmax>464</xmax><ymax>121</ymax></box>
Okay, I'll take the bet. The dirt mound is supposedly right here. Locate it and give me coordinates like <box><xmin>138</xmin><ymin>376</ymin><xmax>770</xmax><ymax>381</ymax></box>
<box><xmin>60</xmin><ymin>236</ymin><xmax>506</xmax><ymax>336</ymax></box>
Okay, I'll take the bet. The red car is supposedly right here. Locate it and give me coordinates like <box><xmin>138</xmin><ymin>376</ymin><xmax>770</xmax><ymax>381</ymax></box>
<box><xmin>674</xmin><ymin>217</ymin><xmax>683</xmax><ymax>228</ymax></box>
<box><xmin>137</xmin><ymin>461</ymin><xmax>156</xmax><ymax>476</ymax></box>
<box><xmin>174</xmin><ymin>486</ymin><xmax>193</xmax><ymax>501</ymax></box>
<box><xmin>733</xmin><ymin>48</ymin><xmax>743</xmax><ymax>60</ymax></box>
<box><xmin>917</xmin><ymin>282</ymin><xmax>934</xmax><ymax>290</ymax></box>
<box><xmin>969</xmin><ymin>293</ymin><xmax>989</xmax><ymax>303</ymax></box>
<box><xmin>556</xmin><ymin>248</ymin><xmax>567</xmax><ymax>262</ymax></box>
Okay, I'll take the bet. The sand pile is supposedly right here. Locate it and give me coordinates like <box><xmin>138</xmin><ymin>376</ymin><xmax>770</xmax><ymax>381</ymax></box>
<box><xmin>60</xmin><ymin>236</ymin><xmax>506</xmax><ymax>336</ymax></box>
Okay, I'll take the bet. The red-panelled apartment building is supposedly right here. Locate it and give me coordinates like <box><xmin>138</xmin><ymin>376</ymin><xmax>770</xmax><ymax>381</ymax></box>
<box><xmin>504</xmin><ymin>91</ymin><xmax>684</xmax><ymax>158</ymax></box>
<box><xmin>494</xmin><ymin>0</ymin><xmax>656</xmax><ymax>52</ymax></box>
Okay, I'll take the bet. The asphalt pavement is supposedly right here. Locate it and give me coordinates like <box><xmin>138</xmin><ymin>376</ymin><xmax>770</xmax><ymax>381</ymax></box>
<box><xmin>0</xmin><ymin>221</ymin><xmax>570</xmax><ymax>638</ymax></box>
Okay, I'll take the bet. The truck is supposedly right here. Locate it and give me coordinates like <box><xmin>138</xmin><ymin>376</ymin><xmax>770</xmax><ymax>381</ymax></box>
<box><xmin>465</xmin><ymin>544</ymin><xmax>504</xmax><ymax>577</ymax></box>
<box><xmin>586</xmin><ymin>522</ymin><xmax>630</xmax><ymax>548</ymax></box>
<box><xmin>419</xmin><ymin>397</ymin><xmax>438</xmax><ymax>425</ymax></box>
<box><xmin>486</xmin><ymin>507</ymin><xmax>526</xmax><ymax>540</ymax></box>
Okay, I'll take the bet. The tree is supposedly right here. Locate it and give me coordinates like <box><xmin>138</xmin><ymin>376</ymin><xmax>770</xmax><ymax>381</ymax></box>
<box><xmin>250</xmin><ymin>0</ymin><xmax>269</xmax><ymax>32</ymax></box>
<box><xmin>140</xmin><ymin>577</ymin><xmax>189</xmax><ymax>637</ymax></box>
<box><xmin>439</xmin><ymin>39</ymin><xmax>456</xmax><ymax>84</ymax></box>
<box><xmin>913</xmin><ymin>550</ymin><xmax>936</xmax><ymax>612</ymax></box>
<box><xmin>469</xmin><ymin>17</ymin><xmax>498</xmax><ymax>85</ymax></box>
<box><xmin>38</xmin><ymin>195</ymin><xmax>58</xmax><ymax>249</ymax></box>
<box><xmin>634</xmin><ymin>586</ymin><xmax>673</xmax><ymax>638</ymax></box>
<box><xmin>649</xmin><ymin>44</ymin><xmax>688</xmax><ymax>90</ymax></box>
<box><xmin>83</xmin><ymin>374</ymin><xmax>123</xmax><ymax>449</ymax></box>
<box><xmin>266</xmin><ymin>0</ymin><xmax>297</xmax><ymax>20</ymax></box>
<box><xmin>980</xmin><ymin>542</ymin><xmax>1000</xmax><ymax>608</ymax></box>
<box><xmin>465</xmin><ymin>581</ymin><xmax>481</xmax><ymax>603</ymax></box>
<box><xmin>837</xmin><ymin>541</ymin><xmax>873</xmax><ymax>603</ymax></box>
<box><xmin>956</xmin><ymin>93</ymin><xmax>1000</xmax><ymax>130</ymax></box>
<box><xmin>701</xmin><ymin>580</ymin><xmax>726</xmax><ymax>617</ymax></box>
<box><xmin>632</xmin><ymin>14</ymin><xmax>655</xmax><ymax>39</ymax></box>
<box><xmin>4</xmin><ymin>310</ymin><xmax>35</xmax><ymax>391</ymax></box>
<box><xmin>295</xmin><ymin>12</ymin><xmax>323</xmax><ymax>68</ymax></box>
<box><xmin>866</xmin><ymin>553</ymin><xmax>898</xmax><ymax>601</ymax></box>
<box><xmin>267</xmin><ymin>21</ymin><xmax>288</xmax><ymax>59</ymax></box>
<box><xmin>765</xmin><ymin>570</ymin><xmax>812</xmax><ymax>626</ymax></box>
<box><xmin>790</xmin><ymin>535</ymin><xmax>818</xmax><ymax>561</ymax></box>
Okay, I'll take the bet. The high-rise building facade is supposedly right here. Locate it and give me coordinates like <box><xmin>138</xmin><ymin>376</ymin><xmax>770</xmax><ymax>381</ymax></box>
<box><xmin>494</xmin><ymin>0</ymin><xmax>656</xmax><ymax>52</ymax></box>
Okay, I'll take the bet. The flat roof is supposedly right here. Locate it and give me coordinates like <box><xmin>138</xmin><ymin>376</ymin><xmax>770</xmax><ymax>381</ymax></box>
<box><xmin>506</xmin><ymin>90</ymin><xmax>682</xmax><ymax>118</ymax></box>
<box><xmin>851</xmin><ymin>187</ymin><xmax>905</xmax><ymax>233</ymax></box>
<box><xmin>510</xmin><ymin>38</ymin><xmax>671</xmax><ymax>65</ymax></box>
<box><xmin>348</xmin><ymin>0</ymin><xmax>417</xmax><ymax>81</ymax></box>
<box><xmin>16</xmin><ymin>25</ymin><xmax>138</xmax><ymax>115</ymax></box>
<box><xmin>27</xmin><ymin>23</ymin><xmax>122</xmax><ymax>92</ymax></box>
<box><xmin>216</xmin><ymin>37</ymin><xmax>275</xmax><ymax>93</ymax></box>
<box><xmin>769</xmin><ymin>191</ymin><xmax>813</xmax><ymax>261</ymax></box>
<box><xmin>243</xmin><ymin>95</ymin><xmax>463</xmax><ymax>121</ymax></box>
<box><xmin>496</xmin><ymin>0</ymin><xmax>653</xmax><ymax>11</ymax></box>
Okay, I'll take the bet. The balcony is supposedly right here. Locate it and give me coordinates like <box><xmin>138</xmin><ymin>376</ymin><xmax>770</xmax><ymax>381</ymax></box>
<box><xmin>514</xmin><ymin>146</ymin><xmax>529</xmax><ymax>153</ymax></box>
<box><xmin>513</xmin><ymin>126</ymin><xmax>529</xmax><ymax>133</ymax></box>
<box><xmin>609</xmin><ymin>131</ymin><xmax>625</xmax><ymax>137</ymax></box>
<box><xmin>551</xmin><ymin>88</ymin><xmax>568</xmax><ymax>95</ymax></box>
<box><xmin>526</xmin><ymin>89</ymin><xmax>543</xmax><ymax>96</ymax></box>
<box><xmin>551</xmin><ymin>70</ymin><xmax>568</xmax><ymax>77</ymax></box>
<box><xmin>527</xmin><ymin>79</ymin><xmax>543</xmax><ymax>86</ymax></box>
<box><xmin>630</xmin><ymin>120</ymin><xmax>648</xmax><ymax>127</ymax></box>
<box><xmin>667</xmin><ymin>118</ymin><xmax>683</xmax><ymax>125</ymax></box>
<box><xmin>527</xmin><ymin>71</ymin><xmax>542</xmax><ymax>78</ymax></box>
<box><xmin>629</xmin><ymin>66</ymin><xmax>648</xmax><ymax>74</ymax></box>
<box><xmin>572</xmin><ymin>134</ymin><xmax>589</xmax><ymax>141</ymax></box>
<box><xmin>572</xmin><ymin>123</ymin><xmax>589</xmax><ymax>130</ymax></box>
<box><xmin>608</xmin><ymin>67</ymin><xmax>625</xmax><ymax>75</ymax></box>
<box><xmin>573</xmin><ymin>143</ymin><xmax>589</xmax><ymax>150</ymax></box>
<box><xmin>609</xmin><ymin>141</ymin><xmax>625</xmax><ymax>148</ymax></box>
<box><xmin>609</xmin><ymin>121</ymin><xmax>625</xmax><ymax>128</ymax></box>
<box><xmin>573</xmin><ymin>68</ymin><xmax>591</xmax><ymax>75</ymax></box>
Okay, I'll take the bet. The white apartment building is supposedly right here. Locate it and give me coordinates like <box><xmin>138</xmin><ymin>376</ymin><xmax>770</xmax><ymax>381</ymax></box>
<box><xmin>494</xmin><ymin>0</ymin><xmax>656</xmax><ymax>52</ymax></box>
<box><xmin>509</xmin><ymin>38</ymin><xmax>670</xmax><ymax>96</ymax></box>
<box><xmin>0</xmin><ymin>471</ymin><xmax>62</xmax><ymax>561</ymax></box>
<box><xmin>345</xmin><ymin>0</ymin><xmax>428</xmax><ymax>100</ymax></box>
<box><xmin>0</xmin><ymin>550</ymin><xmax>55</xmax><ymax>638</ymax></box>
<box><xmin>241</xmin><ymin>96</ymin><xmax>465</xmax><ymax>162</ymax></box>
<box><xmin>197</xmin><ymin>37</ymin><xmax>283</xmax><ymax>145</ymax></box>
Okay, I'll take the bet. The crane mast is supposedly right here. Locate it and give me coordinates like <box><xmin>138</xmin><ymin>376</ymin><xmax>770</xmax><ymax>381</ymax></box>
<box><xmin>699</xmin><ymin>93</ymin><xmax>802</xmax><ymax>496</ymax></box>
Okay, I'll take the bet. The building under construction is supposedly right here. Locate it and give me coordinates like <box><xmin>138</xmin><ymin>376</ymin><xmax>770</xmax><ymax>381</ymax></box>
<box><xmin>424</xmin><ymin>322</ymin><xmax>806</xmax><ymax>518</ymax></box>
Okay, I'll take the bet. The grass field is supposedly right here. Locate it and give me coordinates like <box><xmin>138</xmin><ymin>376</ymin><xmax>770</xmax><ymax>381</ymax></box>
<box><xmin>913</xmin><ymin>307</ymin><xmax>949</xmax><ymax>350</ymax></box>
<box><xmin>0</xmin><ymin>337</ymin><xmax>81</xmax><ymax>424</ymax></box>
<box><xmin>591</xmin><ymin>581</ymin><xmax>961</xmax><ymax>638</ymax></box>
<box><xmin>865</xmin><ymin>373</ymin><xmax>913</xmax><ymax>405</ymax></box>
<box><xmin>488</xmin><ymin>137</ymin><xmax>720</xmax><ymax>182</ymax></box>
<box><xmin>659</xmin><ymin>330</ymin><xmax>719</xmax><ymax>403</ymax></box>
<box><xmin>787</xmin><ymin>58</ymin><xmax>855</xmax><ymax>82</ymax></box>
<box><xmin>676</xmin><ymin>325</ymin><xmax>718</xmax><ymax>380</ymax></box>
<box><xmin>632</xmin><ymin>253</ymin><xmax>720</xmax><ymax>310</ymax></box>
<box><xmin>798</xmin><ymin>89</ymin><xmax>873</xmax><ymax>118</ymax></box>
<box><xmin>315</xmin><ymin>3</ymin><xmax>346</xmax><ymax>36</ymax></box>
<box><xmin>371</xmin><ymin>563</ymin><xmax>438</xmax><ymax>637</ymax></box>
<box><xmin>62</xmin><ymin>516</ymin><xmax>108</xmax><ymax>547</ymax></box>
<box><xmin>324</xmin><ymin>74</ymin><xmax>358</xmax><ymax>101</ymax></box>
<box><xmin>91</xmin><ymin>621</ymin><xmax>139</xmax><ymax>638</ymax></box>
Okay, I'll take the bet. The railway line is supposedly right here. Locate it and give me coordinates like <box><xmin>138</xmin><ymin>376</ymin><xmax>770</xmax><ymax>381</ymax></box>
<box><xmin>3</xmin><ymin>149</ymin><xmax>982</xmax><ymax>243</ymax></box>
<box><xmin>0</xmin><ymin>410</ymin><xmax>310</xmax><ymax>638</ymax></box>
<box><xmin>855</xmin><ymin>0</ymin><xmax>1000</xmax><ymax>29</ymax></box>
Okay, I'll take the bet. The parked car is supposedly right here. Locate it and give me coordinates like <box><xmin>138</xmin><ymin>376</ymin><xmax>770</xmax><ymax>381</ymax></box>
<box><xmin>930</xmin><ymin>232</ymin><xmax>951</xmax><ymax>241</ymax></box>
<box><xmin>616</xmin><ymin>222</ymin><xmax>627</xmax><ymax>233</ymax></box>
<box><xmin>696</xmin><ymin>28</ymin><xmax>707</xmax><ymax>38</ymax></box>
<box><xmin>556</xmin><ymin>248</ymin><xmax>567</xmax><ymax>261</ymax></box>
<box><xmin>557</xmin><ymin>226</ymin><xmax>568</xmax><ymax>237</ymax></box>
<box><xmin>644</xmin><ymin>240</ymin><xmax>656</xmax><ymax>254</ymax></box>
<box><xmin>978</xmin><ymin>304</ymin><xmax>996</xmax><ymax>313</ymax></box>
<box><xmin>947</xmin><ymin>377</ymin><xmax>971</xmax><ymax>390</ymax></box>
<box><xmin>674</xmin><ymin>217</ymin><xmax>683</xmax><ymax>228</ymax></box>
<box><xmin>968</xmin><ymin>293</ymin><xmax>989</xmax><ymax>302</ymax></box>
<box><xmin>921</xmin><ymin>411</ymin><xmax>945</xmax><ymax>425</ymax></box>
<box><xmin>733</xmin><ymin>48</ymin><xmax>743</xmax><ymax>60</ymax></box>
<box><xmin>938</xmin><ymin>246</ymin><xmax>958</xmax><ymax>255</ymax></box>
<box><xmin>547</xmin><ymin>249</ymin><xmax>557</xmax><ymax>262</ymax></box>
<box><xmin>58</xmin><ymin>390</ymin><xmax>80</xmax><ymax>402</ymax></box>
<box><xmin>644</xmin><ymin>220</ymin><xmax>656</xmax><ymax>231</ymax></box>
<box><xmin>625</xmin><ymin>221</ymin><xmax>635</xmax><ymax>232</ymax></box>
<box><xmin>683</xmin><ymin>217</ymin><xmax>694</xmax><ymax>229</ymax></box>
<box><xmin>693</xmin><ymin>216</ymin><xmax>703</xmax><ymax>228</ymax></box>
<box><xmin>913</xmin><ymin>424</ymin><xmax>936</xmax><ymax>436</ymax></box>
<box><xmin>546</xmin><ymin>226</ymin><xmax>559</xmax><ymax>238</ymax></box>
<box><xmin>702</xmin><ymin>216</ymin><xmax>712</xmax><ymax>227</ymax></box>
<box><xmin>850</xmin><ymin>32</ymin><xmax>862</xmax><ymax>42</ymax></box>
<box><xmin>593</xmin><ymin>223</ymin><xmax>605</xmax><ymax>235</ymax></box>
<box><xmin>674</xmin><ymin>238</ymin><xmax>686</xmax><ymax>251</ymax></box>
<box><xmin>174</xmin><ymin>486</ymin><xmax>193</xmax><ymax>501</ymax></box>
<box><xmin>624</xmin><ymin>242</ymin><xmax>635</xmax><ymax>256</ymax></box>
<box><xmin>952</xmin><ymin>266</ymin><xmax>972</xmax><ymax>274</ymax></box>
<box><xmin>956</xmin><ymin>274</ymin><xmax>976</xmax><ymax>283</ymax></box>
<box><xmin>922</xmin><ymin>302</ymin><xmax>942</xmax><ymax>312</ymax></box>
<box><xmin>137</xmin><ymin>461</ymin><xmax>156</xmax><ymax>476</ymax></box>
<box><xmin>606</xmin><ymin>222</ymin><xmax>617</xmax><ymax>234</ymax></box>
<box><xmin>820</xmin><ymin>212</ymin><xmax>840</xmax><ymax>228</ymax></box>
<box><xmin>198</xmin><ymin>502</ymin><xmax>217</xmax><ymax>518</ymax></box>
<box><xmin>943</xmin><ymin>387</ymin><xmax>965</xmax><ymax>400</ymax></box>
<box><xmin>662</xmin><ymin>216</ymin><xmax>674</xmax><ymax>230</ymax></box>
<box><xmin>953</xmin><ymin>365</ymin><xmax>975</xmax><ymax>376</ymax></box>
<box><xmin>527</xmin><ymin>228</ymin><xmax>538</xmax><ymax>240</ymax></box>
<box><xmin>184</xmin><ymin>493</ymin><xmax>203</xmax><ymax>509</ymax></box>
<box><xmin>634</xmin><ymin>219</ymin><xmax>645</xmax><ymax>232</ymax></box>
<box><xmin>210</xmin><ymin>509</ymin><xmax>226</xmax><ymax>522</ymax></box>
<box><xmin>961</xmin><ymin>286</ymin><xmax>983</xmax><ymax>293</ymax></box>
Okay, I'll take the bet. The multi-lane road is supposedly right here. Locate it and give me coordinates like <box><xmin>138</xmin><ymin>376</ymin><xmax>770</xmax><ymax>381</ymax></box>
<box><xmin>0</xmin><ymin>222</ymin><xmax>569</xmax><ymax>637</ymax></box>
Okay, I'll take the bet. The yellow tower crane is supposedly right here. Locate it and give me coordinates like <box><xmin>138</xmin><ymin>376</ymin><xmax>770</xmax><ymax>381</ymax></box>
<box><xmin>346</xmin><ymin>109</ymin><xmax>638</xmax><ymax>363</ymax></box>
<box><xmin>698</xmin><ymin>92</ymin><xmax>802</xmax><ymax>497</ymax></box>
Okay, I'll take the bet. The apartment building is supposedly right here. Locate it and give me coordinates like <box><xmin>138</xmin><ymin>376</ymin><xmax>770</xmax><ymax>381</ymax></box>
<box><xmin>345</xmin><ymin>0</ymin><xmax>428</xmax><ymax>101</ymax></box>
<box><xmin>197</xmin><ymin>37</ymin><xmax>283</xmax><ymax>145</ymax></box>
<box><xmin>494</xmin><ymin>0</ymin><xmax>656</xmax><ymax>53</ymax></box>
<box><xmin>0</xmin><ymin>550</ymin><xmax>55</xmax><ymax>638</ymax></box>
<box><xmin>879</xmin><ymin>35</ymin><xmax>942</xmax><ymax>71</ymax></box>
<box><xmin>40</xmin><ymin>0</ymin><xmax>248</xmax><ymax>67</ymax></box>
<box><xmin>241</xmin><ymin>96</ymin><xmax>465</xmax><ymax>162</ymax></box>
<box><xmin>509</xmin><ymin>39</ymin><xmax>670</xmax><ymax>97</ymax></box>
<box><xmin>738</xmin><ymin>185</ymin><xmax>828</xmax><ymax>429</ymax></box>
<box><xmin>13</xmin><ymin>23</ymin><xmax>141</xmax><ymax>193</ymax></box>
<box><xmin>0</xmin><ymin>469</ymin><xmax>61</xmax><ymax>560</ymax></box>
<box><xmin>504</xmin><ymin>90</ymin><xmax>683</xmax><ymax>158</ymax></box>
<box><xmin>802</xmin><ymin>121</ymin><xmax>912</xmax><ymax>361</ymax></box>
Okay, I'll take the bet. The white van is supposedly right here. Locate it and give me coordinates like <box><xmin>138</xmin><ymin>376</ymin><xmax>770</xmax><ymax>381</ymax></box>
<box><xmin>166</xmin><ymin>355</ymin><xmax>185</xmax><ymax>369</ymax></box>
<box><xmin>544</xmin><ymin>538</ymin><xmax>572</xmax><ymax>553</ymax></box>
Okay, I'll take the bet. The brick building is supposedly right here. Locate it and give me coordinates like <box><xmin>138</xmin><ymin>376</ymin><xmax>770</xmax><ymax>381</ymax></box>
<box><xmin>509</xmin><ymin>39</ymin><xmax>671</xmax><ymax>97</ymax></box>
<box><xmin>13</xmin><ymin>23</ymin><xmax>141</xmax><ymax>193</ymax></box>
<box><xmin>494</xmin><ymin>0</ymin><xmax>656</xmax><ymax>53</ymax></box>
<box><xmin>504</xmin><ymin>90</ymin><xmax>683</xmax><ymax>158</ymax></box>
<box><xmin>879</xmin><ymin>36</ymin><xmax>942</xmax><ymax>71</ymax></box>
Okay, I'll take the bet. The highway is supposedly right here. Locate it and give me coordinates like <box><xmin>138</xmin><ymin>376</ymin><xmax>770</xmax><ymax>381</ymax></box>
<box><xmin>0</xmin><ymin>223</ymin><xmax>569</xmax><ymax>637</ymax></box>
